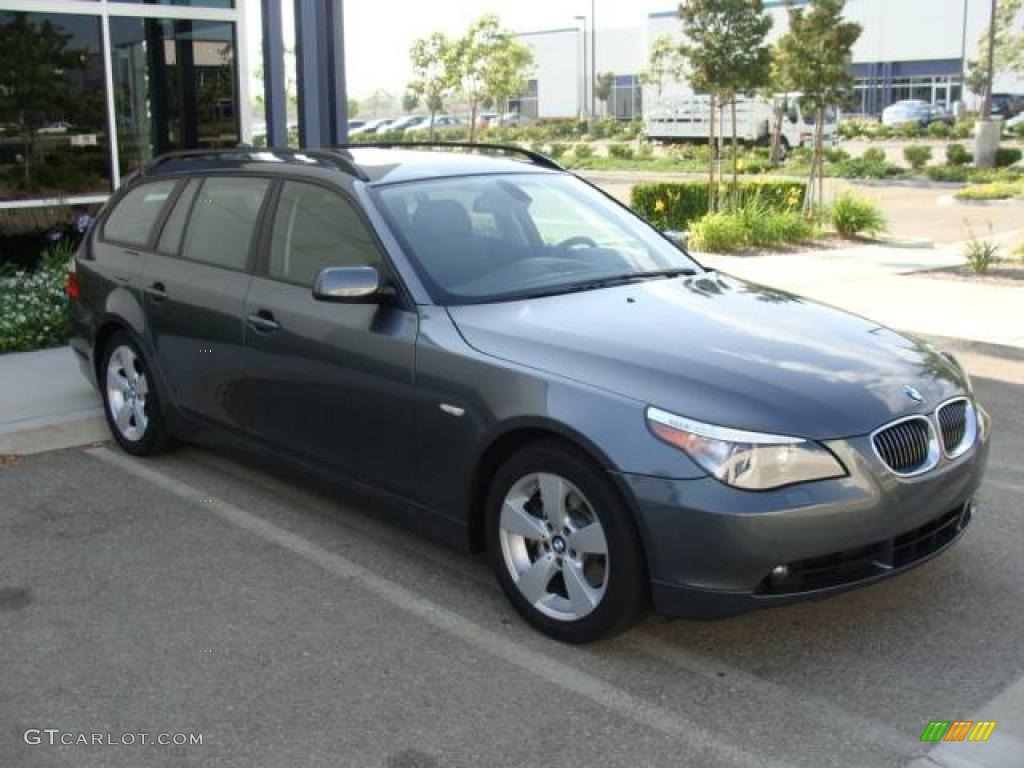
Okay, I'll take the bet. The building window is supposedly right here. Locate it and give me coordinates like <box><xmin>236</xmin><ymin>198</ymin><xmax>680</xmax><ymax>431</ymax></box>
<box><xmin>110</xmin><ymin>17</ymin><xmax>239</xmax><ymax>177</ymax></box>
<box><xmin>610</xmin><ymin>75</ymin><xmax>642</xmax><ymax>120</ymax></box>
<box><xmin>0</xmin><ymin>12</ymin><xmax>111</xmax><ymax>201</ymax></box>
<box><xmin>110</xmin><ymin>1</ymin><xmax>236</xmax><ymax>8</ymax></box>
<box><xmin>509</xmin><ymin>79</ymin><xmax>539</xmax><ymax>119</ymax></box>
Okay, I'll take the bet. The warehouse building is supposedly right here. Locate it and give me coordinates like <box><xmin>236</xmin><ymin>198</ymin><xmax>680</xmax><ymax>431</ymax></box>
<box><xmin>514</xmin><ymin>0</ymin><xmax>1024</xmax><ymax>121</ymax></box>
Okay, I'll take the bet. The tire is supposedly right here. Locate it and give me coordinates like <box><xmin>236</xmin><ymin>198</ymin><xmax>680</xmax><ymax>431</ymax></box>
<box><xmin>99</xmin><ymin>332</ymin><xmax>173</xmax><ymax>456</ymax></box>
<box><xmin>485</xmin><ymin>439</ymin><xmax>648</xmax><ymax>643</ymax></box>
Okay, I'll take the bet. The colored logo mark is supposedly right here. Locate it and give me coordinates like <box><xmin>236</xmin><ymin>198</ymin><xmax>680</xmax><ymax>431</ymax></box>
<box><xmin>921</xmin><ymin>721</ymin><xmax>997</xmax><ymax>742</ymax></box>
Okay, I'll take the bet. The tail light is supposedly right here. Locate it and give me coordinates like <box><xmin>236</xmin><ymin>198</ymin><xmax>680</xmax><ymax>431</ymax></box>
<box><xmin>66</xmin><ymin>270</ymin><xmax>80</xmax><ymax>300</ymax></box>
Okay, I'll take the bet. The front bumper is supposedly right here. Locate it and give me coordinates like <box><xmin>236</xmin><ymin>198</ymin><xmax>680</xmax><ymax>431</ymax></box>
<box><xmin>618</xmin><ymin>426</ymin><xmax>990</xmax><ymax>619</ymax></box>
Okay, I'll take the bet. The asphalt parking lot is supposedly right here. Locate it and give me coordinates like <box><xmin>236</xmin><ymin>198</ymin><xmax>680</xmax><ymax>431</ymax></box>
<box><xmin>2</xmin><ymin>371</ymin><xmax>1022</xmax><ymax>768</ymax></box>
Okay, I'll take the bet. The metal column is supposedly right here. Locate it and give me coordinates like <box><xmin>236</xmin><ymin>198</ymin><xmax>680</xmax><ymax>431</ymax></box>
<box><xmin>261</xmin><ymin>0</ymin><xmax>289</xmax><ymax>148</ymax></box>
<box><xmin>294</xmin><ymin>0</ymin><xmax>349</xmax><ymax>148</ymax></box>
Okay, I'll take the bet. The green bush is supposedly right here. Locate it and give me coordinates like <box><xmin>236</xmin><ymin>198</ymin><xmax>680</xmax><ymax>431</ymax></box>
<box><xmin>996</xmin><ymin>147</ymin><xmax>1023</xmax><ymax>168</ymax></box>
<box><xmin>608</xmin><ymin>142</ymin><xmax>634</xmax><ymax>160</ymax></box>
<box><xmin>0</xmin><ymin>240</ymin><xmax>72</xmax><ymax>354</ymax></box>
<box><xmin>630</xmin><ymin>179</ymin><xmax>807</xmax><ymax>232</ymax></box>
<box><xmin>964</xmin><ymin>228</ymin><xmax>1001</xmax><ymax>274</ymax></box>
<box><xmin>688</xmin><ymin>212</ymin><xmax>748</xmax><ymax>252</ymax></box>
<box><xmin>637</xmin><ymin>141</ymin><xmax>654</xmax><ymax>158</ymax></box>
<box><xmin>954</xmin><ymin>181</ymin><xmax>1023</xmax><ymax>201</ymax></box>
<box><xmin>835</xmin><ymin>148</ymin><xmax>901</xmax><ymax>179</ymax></box>
<box><xmin>946</xmin><ymin>143</ymin><xmax>973</xmax><ymax>166</ymax></box>
<box><xmin>547</xmin><ymin>142</ymin><xmax>567</xmax><ymax>159</ymax></box>
<box><xmin>895</xmin><ymin>121</ymin><xmax>923</xmax><ymax>139</ymax></box>
<box><xmin>687</xmin><ymin>203</ymin><xmax>815</xmax><ymax>253</ymax></box>
<box><xmin>952</xmin><ymin>117</ymin><xmax>975</xmax><ymax>139</ymax></box>
<box><xmin>828</xmin><ymin>192</ymin><xmax>886</xmax><ymax>238</ymax></box>
<box><xmin>572</xmin><ymin>143</ymin><xmax>594</xmax><ymax>159</ymax></box>
<box><xmin>903</xmin><ymin>145</ymin><xmax>933</xmax><ymax>170</ymax></box>
<box><xmin>928</xmin><ymin>121</ymin><xmax>952</xmax><ymax>139</ymax></box>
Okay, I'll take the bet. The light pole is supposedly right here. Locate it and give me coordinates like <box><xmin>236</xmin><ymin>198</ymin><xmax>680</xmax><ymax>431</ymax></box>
<box><xmin>574</xmin><ymin>15</ymin><xmax>587</xmax><ymax>121</ymax></box>
<box><xmin>974</xmin><ymin>0</ymin><xmax>1000</xmax><ymax>168</ymax></box>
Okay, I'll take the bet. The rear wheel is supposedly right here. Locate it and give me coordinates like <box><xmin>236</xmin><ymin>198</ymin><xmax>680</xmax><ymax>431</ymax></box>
<box><xmin>100</xmin><ymin>332</ymin><xmax>172</xmax><ymax>456</ymax></box>
<box><xmin>486</xmin><ymin>440</ymin><xmax>647</xmax><ymax>643</ymax></box>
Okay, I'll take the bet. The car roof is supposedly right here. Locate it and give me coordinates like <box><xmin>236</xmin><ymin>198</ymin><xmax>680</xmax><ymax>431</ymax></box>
<box><xmin>136</xmin><ymin>145</ymin><xmax>562</xmax><ymax>186</ymax></box>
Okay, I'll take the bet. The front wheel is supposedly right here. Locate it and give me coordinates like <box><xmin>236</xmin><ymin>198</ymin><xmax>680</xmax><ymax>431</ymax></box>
<box><xmin>485</xmin><ymin>440</ymin><xmax>648</xmax><ymax>643</ymax></box>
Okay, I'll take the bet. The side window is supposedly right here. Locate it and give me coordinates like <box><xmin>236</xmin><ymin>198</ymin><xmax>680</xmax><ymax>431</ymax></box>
<box><xmin>157</xmin><ymin>178</ymin><xmax>201</xmax><ymax>255</ymax></box>
<box><xmin>268</xmin><ymin>181</ymin><xmax>381</xmax><ymax>286</ymax></box>
<box><xmin>181</xmin><ymin>176</ymin><xmax>270</xmax><ymax>271</ymax></box>
<box><xmin>103</xmin><ymin>180</ymin><xmax>177</xmax><ymax>246</ymax></box>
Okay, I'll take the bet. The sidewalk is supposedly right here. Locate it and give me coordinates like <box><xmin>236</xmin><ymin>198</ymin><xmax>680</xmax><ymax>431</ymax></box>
<box><xmin>0</xmin><ymin>347</ymin><xmax>106</xmax><ymax>455</ymax></box>
<box><xmin>699</xmin><ymin>236</ymin><xmax>1024</xmax><ymax>350</ymax></box>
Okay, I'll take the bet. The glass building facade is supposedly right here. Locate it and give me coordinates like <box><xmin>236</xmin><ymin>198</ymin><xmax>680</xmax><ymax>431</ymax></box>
<box><xmin>0</xmin><ymin>1</ymin><xmax>246</xmax><ymax>207</ymax></box>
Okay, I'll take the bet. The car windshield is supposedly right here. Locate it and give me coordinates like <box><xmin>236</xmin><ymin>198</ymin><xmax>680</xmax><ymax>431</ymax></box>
<box><xmin>374</xmin><ymin>173</ymin><xmax>701</xmax><ymax>304</ymax></box>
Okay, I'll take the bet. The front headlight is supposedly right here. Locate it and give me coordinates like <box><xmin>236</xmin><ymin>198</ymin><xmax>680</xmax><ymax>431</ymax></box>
<box><xmin>646</xmin><ymin>407</ymin><xmax>846</xmax><ymax>491</ymax></box>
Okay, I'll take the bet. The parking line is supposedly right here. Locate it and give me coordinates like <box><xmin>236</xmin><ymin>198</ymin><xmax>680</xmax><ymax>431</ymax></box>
<box><xmin>86</xmin><ymin>446</ymin><xmax>786</xmax><ymax>768</ymax></box>
<box><xmin>631</xmin><ymin>636</ymin><xmax>922</xmax><ymax>759</ymax></box>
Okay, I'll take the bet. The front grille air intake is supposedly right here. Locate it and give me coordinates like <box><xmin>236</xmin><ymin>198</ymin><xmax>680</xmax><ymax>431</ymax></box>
<box><xmin>936</xmin><ymin>397</ymin><xmax>977</xmax><ymax>458</ymax></box>
<box><xmin>872</xmin><ymin>416</ymin><xmax>938</xmax><ymax>476</ymax></box>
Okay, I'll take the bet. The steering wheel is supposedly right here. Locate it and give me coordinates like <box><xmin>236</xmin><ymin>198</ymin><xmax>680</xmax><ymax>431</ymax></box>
<box><xmin>556</xmin><ymin>236</ymin><xmax>599</xmax><ymax>251</ymax></box>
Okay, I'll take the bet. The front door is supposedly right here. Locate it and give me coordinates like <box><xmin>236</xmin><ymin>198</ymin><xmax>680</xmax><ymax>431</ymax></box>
<box><xmin>142</xmin><ymin>175</ymin><xmax>271</xmax><ymax>429</ymax></box>
<box><xmin>241</xmin><ymin>180</ymin><xmax>418</xmax><ymax>495</ymax></box>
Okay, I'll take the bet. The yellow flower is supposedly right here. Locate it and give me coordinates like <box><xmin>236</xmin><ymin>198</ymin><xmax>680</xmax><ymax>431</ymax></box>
<box><xmin>654</xmin><ymin>198</ymin><xmax>666</xmax><ymax>213</ymax></box>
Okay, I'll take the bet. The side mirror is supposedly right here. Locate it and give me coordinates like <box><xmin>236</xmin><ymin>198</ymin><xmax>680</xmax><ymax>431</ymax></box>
<box><xmin>313</xmin><ymin>265</ymin><xmax>391</xmax><ymax>303</ymax></box>
<box><xmin>662</xmin><ymin>230</ymin><xmax>688</xmax><ymax>250</ymax></box>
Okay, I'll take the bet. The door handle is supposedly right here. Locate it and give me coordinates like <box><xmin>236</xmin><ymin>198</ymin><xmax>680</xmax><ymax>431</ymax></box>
<box><xmin>145</xmin><ymin>282</ymin><xmax>168</xmax><ymax>303</ymax></box>
<box><xmin>246</xmin><ymin>311</ymin><xmax>280</xmax><ymax>333</ymax></box>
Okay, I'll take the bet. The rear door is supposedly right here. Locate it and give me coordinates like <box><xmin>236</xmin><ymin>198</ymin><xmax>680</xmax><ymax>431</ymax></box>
<box><xmin>142</xmin><ymin>175</ymin><xmax>271</xmax><ymax>430</ymax></box>
<box><xmin>240</xmin><ymin>179</ymin><xmax>418</xmax><ymax>494</ymax></box>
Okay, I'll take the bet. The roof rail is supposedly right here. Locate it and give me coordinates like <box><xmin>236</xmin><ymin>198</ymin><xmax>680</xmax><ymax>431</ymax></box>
<box><xmin>346</xmin><ymin>141</ymin><xmax>565</xmax><ymax>171</ymax></box>
<box><xmin>137</xmin><ymin>147</ymin><xmax>369</xmax><ymax>181</ymax></box>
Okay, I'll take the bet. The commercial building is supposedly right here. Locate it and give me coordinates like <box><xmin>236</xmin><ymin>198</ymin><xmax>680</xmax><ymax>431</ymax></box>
<box><xmin>0</xmin><ymin>1</ymin><xmax>250</xmax><ymax>210</ymax></box>
<box><xmin>515</xmin><ymin>0</ymin><xmax>1024</xmax><ymax>121</ymax></box>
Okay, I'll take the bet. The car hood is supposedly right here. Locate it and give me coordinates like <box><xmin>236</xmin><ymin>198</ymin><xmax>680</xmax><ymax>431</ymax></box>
<box><xmin>447</xmin><ymin>273</ymin><xmax>968</xmax><ymax>440</ymax></box>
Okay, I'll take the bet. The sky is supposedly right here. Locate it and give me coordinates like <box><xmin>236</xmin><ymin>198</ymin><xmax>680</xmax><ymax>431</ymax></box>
<box><xmin>246</xmin><ymin>0</ymin><xmax>673</xmax><ymax>101</ymax></box>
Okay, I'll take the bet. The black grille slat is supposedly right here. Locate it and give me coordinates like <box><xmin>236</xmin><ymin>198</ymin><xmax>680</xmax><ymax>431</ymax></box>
<box><xmin>938</xmin><ymin>400</ymin><xmax>968</xmax><ymax>454</ymax></box>
<box><xmin>873</xmin><ymin>417</ymin><xmax>932</xmax><ymax>474</ymax></box>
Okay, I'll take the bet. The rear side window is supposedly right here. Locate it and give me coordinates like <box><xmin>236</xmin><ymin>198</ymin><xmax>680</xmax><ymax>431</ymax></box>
<box><xmin>268</xmin><ymin>181</ymin><xmax>381</xmax><ymax>286</ymax></box>
<box><xmin>157</xmin><ymin>178</ymin><xmax>201</xmax><ymax>255</ymax></box>
<box><xmin>181</xmin><ymin>177</ymin><xmax>270</xmax><ymax>271</ymax></box>
<box><xmin>103</xmin><ymin>180</ymin><xmax>177</xmax><ymax>246</ymax></box>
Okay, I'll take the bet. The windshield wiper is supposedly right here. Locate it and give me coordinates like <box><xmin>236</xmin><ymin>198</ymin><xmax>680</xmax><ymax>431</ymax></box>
<box><xmin>631</xmin><ymin>267</ymin><xmax>701</xmax><ymax>281</ymax></box>
<box><xmin>491</xmin><ymin>268</ymin><xmax>702</xmax><ymax>302</ymax></box>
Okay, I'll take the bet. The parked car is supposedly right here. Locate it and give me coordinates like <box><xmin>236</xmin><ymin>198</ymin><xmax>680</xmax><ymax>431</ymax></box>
<box><xmin>349</xmin><ymin>118</ymin><xmax>395</xmax><ymax>136</ymax></box>
<box><xmin>386</xmin><ymin>115</ymin><xmax>428</xmax><ymax>133</ymax></box>
<box><xmin>990</xmin><ymin>93</ymin><xmax>1024</xmax><ymax>119</ymax></box>
<box><xmin>497</xmin><ymin>112</ymin><xmax>535</xmax><ymax>127</ymax></box>
<box><xmin>347</xmin><ymin>119</ymin><xmax>366</xmax><ymax>131</ymax></box>
<box><xmin>881</xmin><ymin>100</ymin><xmax>936</xmax><ymax>127</ymax></box>
<box><xmin>1006</xmin><ymin>112</ymin><xmax>1024</xmax><ymax>130</ymax></box>
<box><xmin>406</xmin><ymin>115</ymin><xmax>465</xmax><ymax>133</ymax></box>
<box><xmin>69</xmin><ymin>146</ymin><xmax>990</xmax><ymax>643</ymax></box>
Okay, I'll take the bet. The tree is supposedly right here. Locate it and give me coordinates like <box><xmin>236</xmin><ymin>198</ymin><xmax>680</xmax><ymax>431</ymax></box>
<box><xmin>976</xmin><ymin>0</ymin><xmax>1024</xmax><ymax>89</ymax></box>
<box><xmin>775</xmin><ymin>0</ymin><xmax>861</xmax><ymax>210</ymax></box>
<box><xmin>640</xmin><ymin>35</ymin><xmax>685</xmax><ymax>101</ymax></box>
<box><xmin>594</xmin><ymin>72</ymin><xmax>615</xmax><ymax>117</ymax></box>
<box><xmin>408</xmin><ymin>31</ymin><xmax>457</xmax><ymax>140</ymax></box>
<box><xmin>347</xmin><ymin>99</ymin><xmax>360</xmax><ymax>119</ymax></box>
<box><xmin>452</xmin><ymin>15</ymin><xmax>532</xmax><ymax>142</ymax></box>
<box><xmin>679</xmin><ymin>0</ymin><xmax>774</xmax><ymax>210</ymax></box>
<box><xmin>363</xmin><ymin>89</ymin><xmax>397</xmax><ymax>119</ymax></box>
<box><xmin>0</xmin><ymin>13</ymin><xmax>85</xmax><ymax>185</ymax></box>
<box><xmin>401</xmin><ymin>91</ymin><xmax>419</xmax><ymax>114</ymax></box>
<box><xmin>767</xmin><ymin>46</ymin><xmax>798</xmax><ymax>166</ymax></box>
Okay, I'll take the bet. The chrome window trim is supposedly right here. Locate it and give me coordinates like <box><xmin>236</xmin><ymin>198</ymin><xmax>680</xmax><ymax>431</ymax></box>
<box><xmin>870</xmin><ymin>414</ymin><xmax>941</xmax><ymax>478</ymax></box>
<box><xmin>935</xmin><ymin>396</ymin><xmax>978</xmax><ymax>460</ymax></box>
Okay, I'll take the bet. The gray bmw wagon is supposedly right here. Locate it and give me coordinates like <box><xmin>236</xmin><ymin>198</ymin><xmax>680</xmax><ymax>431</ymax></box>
<box><xmin>69</xmin><ymin>145</ymin><xmax>990</xmax><ymax>643</ymax></box>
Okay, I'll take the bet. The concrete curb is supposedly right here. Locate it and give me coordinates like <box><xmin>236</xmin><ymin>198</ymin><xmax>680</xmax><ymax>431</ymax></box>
<box><xmin>0</xmin><ymin>409</ymin><xmax>108</xmax><ymax>455</ymax></box>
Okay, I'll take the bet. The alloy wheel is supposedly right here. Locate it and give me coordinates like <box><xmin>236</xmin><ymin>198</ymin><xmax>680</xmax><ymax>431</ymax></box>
<box><xmin>498</xmin><ymin>472</ymin><xmax>609</xmax><ymax>621</ymax></box>
<box><xmin>105</xmin><ymin>344</ymin><xmax>150</xmax><ymax>442</ymax></box>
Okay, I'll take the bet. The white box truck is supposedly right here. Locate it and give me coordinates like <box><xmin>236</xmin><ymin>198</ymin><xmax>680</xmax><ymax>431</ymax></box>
<box><xmin>645</xmin><ymin>94</ymin><xmax>838</xmax><ymax>149</ymax></box>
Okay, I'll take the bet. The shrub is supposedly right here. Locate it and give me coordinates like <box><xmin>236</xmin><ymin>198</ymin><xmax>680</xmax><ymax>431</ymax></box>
<box><xmin>572</xmin><ymin>143</ymin><xmax>593</xmax><ymax>159</ymax></box>
<box><xmin>946</xmin><ymin>143</ymin><xmax>973</xmax><ymax>166</ymax></box>
<box><xmin>896</xmin><ymin>121</ymin><xmax>923</xmax><ymax>139</ymax></box>
<box><xmin>964</xmin><ymin>227</ymin><xmax>1001</xmax><ymax>274</ymax></box>
<box><xmin>0</xmin><ymin>240</ymin><xmax>72</xmax><ymax>354</ymax></box>
<box><xmin>952</xmin><ymin>117</ymin><xmax>975</xmax><ymax>139</ymax></box>
<box><xmin>928</xmin><ymin>121</ymin><xmax>951</xmax><ymax>139</ymax></box>
<box><xmin>735</xmin><ymin>200</ymin><xmax>814</xmax><ymax>248</ymax></box>
<box><xmin>954</xmin><ymin>181</ymin><xmax>1023</xmax><ymax>201</ymax></box>
<box><xmin>608</xmin><ymin>142</ymin><xmax>635</xmax><ymax>160</ymax></box>
<box><xmin>836</xmin><ymin>148</ymin><xmax>901</xmax><ymax>179</ymax></box>
<box><xmin>630</xmin><ymin>179</ymin><xmax>807</xmax><ymax>231</ymax></box>
<box><xmin>637</xmin><ymin>141</ymin><xmax>654</xmax><ymax>158</ymax></box>
<box><xmin>995</xmin><ymin>147</ymin><xmax>1023</xmax><ymax>168</ymax></box>
<box><xmin>903</xmin><ymin>145</ymin><xmax>933</xmax><ymax>170</ymax></box>
<box><xmin>828</xmin><ymin>192</ymin><xmax>886</xmax><ymax>238</ymax></box>
<box><xmin>688</xmin><ymin>212</ymin><xmax>748</xmax><ymax>252</ymax></box>
<box><xmin>547</xmin><ymin>142</ymin><xmax>567</xmax><ymax>159</ymax></box>
<box><xmin>825</xmin><ymin>147</ymin><xmax>851</xmax><ymax>164</ymax></box>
